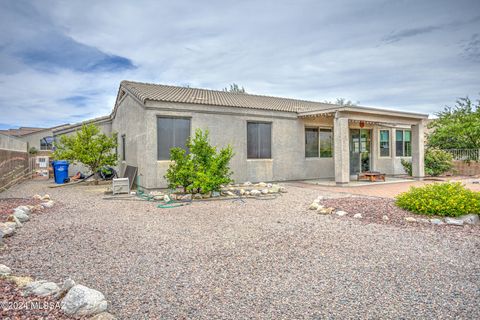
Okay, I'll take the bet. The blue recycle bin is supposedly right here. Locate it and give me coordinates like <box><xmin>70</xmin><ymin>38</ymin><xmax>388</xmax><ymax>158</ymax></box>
<box><xmin>52</xmin><ymin>160</ymin><xmax>69</xmax><ymax>184</ymax></box>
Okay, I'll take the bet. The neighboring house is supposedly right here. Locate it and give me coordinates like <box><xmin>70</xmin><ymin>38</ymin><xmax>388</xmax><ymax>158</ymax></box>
<box><xmin>54</xmin><ymin>80</ymin><xmax>428</xmax><ymax>189</ymax></box>
<box><xmin>0</xmin><ymin>125</ymin><xmax>68</xmax><ymax>172</ymax></box>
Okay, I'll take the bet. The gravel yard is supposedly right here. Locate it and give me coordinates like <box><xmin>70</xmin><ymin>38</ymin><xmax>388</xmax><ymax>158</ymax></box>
<box><xmin>1</xmin><ymin>180</ymin><xmax>479</xmax><ymax>319</ymax></box>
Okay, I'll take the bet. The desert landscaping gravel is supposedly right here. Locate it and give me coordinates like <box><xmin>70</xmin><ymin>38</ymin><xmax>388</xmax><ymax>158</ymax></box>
<box><xmin>1</xmin><ymin>180</ymin><xmax>479</xmax><ymax>319</ymax></box>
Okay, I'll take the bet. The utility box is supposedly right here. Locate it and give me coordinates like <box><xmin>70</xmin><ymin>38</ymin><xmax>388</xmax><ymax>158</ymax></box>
<box><xmin>112</xmin><ymin>178</ymin><xmax>130</xmax><ymax>195</ymax></box>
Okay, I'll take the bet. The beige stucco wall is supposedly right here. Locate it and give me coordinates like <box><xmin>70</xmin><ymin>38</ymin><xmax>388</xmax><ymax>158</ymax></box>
<box><xmin>17</xmin><ymin>129</ymin><xmax>54</xmax><ymax>152</ymax></box>
<box><xmin>0</xmin><ymin>133</ymin><xmax>27</xmax><ymax>152</ymax></box>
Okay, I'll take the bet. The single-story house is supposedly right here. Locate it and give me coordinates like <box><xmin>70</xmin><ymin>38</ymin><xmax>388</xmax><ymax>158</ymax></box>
<box><xmin>54</xmin><ymin>80</ymin><xmax>428</xmax><ymax>189</ymax></box>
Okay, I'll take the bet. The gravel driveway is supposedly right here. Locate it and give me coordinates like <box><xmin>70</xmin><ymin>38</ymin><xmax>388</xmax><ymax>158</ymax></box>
<box><xmin>1</xmin><ymin>180</ymin><xmax>479</xmax><ymax>319</ymax></box>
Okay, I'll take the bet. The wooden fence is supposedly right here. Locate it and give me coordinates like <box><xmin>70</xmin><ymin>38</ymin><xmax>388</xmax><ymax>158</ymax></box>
<box><xmin>0</xmin><ymin>149</ymin><xmax>35</xmax><ymax>191</ymax></box>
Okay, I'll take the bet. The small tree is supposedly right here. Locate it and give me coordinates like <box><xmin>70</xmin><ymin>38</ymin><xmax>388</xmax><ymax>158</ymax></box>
<box><xmin>53</xmin><ymin>124</ymin><xmax>118</xmax><ymax>180</ymax></box>
<box><xmin>223</xmin><ymin>83</ymin><xmax>246</xmax><ymax>93</ymax></box>
<box><xmin>428</xmin><ymin>96</ymin><xmax>480</xmax><ymax>150</ymax></box>
<box><xmin>165</xmin><ymin>129</ymin><xmax>234</xmax><ymax>193</ymax></box>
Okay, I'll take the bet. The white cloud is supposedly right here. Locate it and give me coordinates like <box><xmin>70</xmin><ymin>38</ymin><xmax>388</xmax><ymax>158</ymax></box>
<box><xmin>0</xmin><ymin>0</ymin><xmax>479</xmax><ymax>128</ymax></box>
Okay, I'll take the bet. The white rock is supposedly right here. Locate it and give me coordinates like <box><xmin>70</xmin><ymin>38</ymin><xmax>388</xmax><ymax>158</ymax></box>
<box><xmin>212</xmin><ymin>191</ymin><xmax>220</xmax><ymax>197</ymax></box>
<box><xmin>55</xmin><ymin>278</ymin><xmax>76</xmax><ymax>299</ymax></box>
<box><xmin>382</xmin><ymin>215</ymin><xmax>389</xmax><ymax>221</ymax></box>
<box><xmin>0</xmin><ymin>264</ymin><xmax>12</xmax><ymax>276</ymax></box>
<box><xmin>61</xmin><ymin>285</ymin><xmax>108</xmax><ymax>316</ymax></box>
<box><xmin>239</xmin><ymin>189</ymin><xmax>245</xmax><ymax>195</ymax></box>
<box><xmin>318</xmin><ymin>207</ymin><xmax>334</xmax><ymax>215</ymax></box>
<box><xmin>309</xmin><ymin>202</ymin><xmax>320</xmax><ymax>210</ymax></box>
<box><xmin>193</xmin><ymin>193</ymin><xmax>202</xmax><ymax>200</ymax></box>
<box><xmin>430</xmin><ymin>218</ymin><xmax>444</xmax><ymax>225</ymax></box>
<box><xmin>405</xmin><ymin>217</ymin><xmax>417</xmax><ymax>222</ymax></box>
<box><xmin>444</xmin><ymin>217</ymin><xmax>464</xmax><ymax>226</ymax></box>
<box><xmin>41</xmin><ymin>194</ymin><xmax>51</xmax><ymax>200</ymax></box>
<box><xmin>13</xmin><ymin>209</ymin><xmax>29</xmax><ymax>223</ymax></box>
<box><xmin>12</xmin><ymin>215</ymin><xmax>23</xmax><ymax>228</ymax></box>
<box><xmin>250</xmin><ymin>190</ymin><xmax>261</xmax><ymax>196</ymax></box>
<box><xmin>353</xmin><ymin>213</ymin><xmax>362</xmax><ymax>219</ymax></box>
<box><xmin>16</xmin><ymin>206</ymin><xmax>31</xmax><ymax>214</ymax></box>
<box><xmin>243</xmin><ymin>181</ymin><xmax>252</xmax><ymax>186</ymax></box>
<box><xmin>418</xmin><ymin>218</ymin><xmax>430</xmax><ymax>224</ymax></box>
<box><xmin>163</xmin><ymin>195</ymin><xmax>171</xmax><ymax>202</ymax></box>
<box><xmin>261</xmin><ymin>189</ymin><xmax>269</xmax><ymax>194</ymax></box>
<box><xmin>225</xmin><ymin>191</ymin><xmax>235</xmax><ymax>196</ymax></box>
<box><xmin>336</xmin><ymin>211</ymin><xmax>348</xmax><ymax>217</ymax></box>
<box><xmin>244</xmin><ymin>191</ymin><xmax>250</xmax><ymax>196</ymax></box>
<box><xmin>270</xmin><ymin>185</ymin><xmax>281</xmax><ymax>193</ymax></box>
<box><xmin>0</xmin><ymin>222</ymin><xmax>16</xmax><ymax>237</ymax></box>
<box><xmin>33</xmin><ymin>194</ymin><xmax>42</xmax><ymax>200</ymax></box>
<box><xmin>41</xmin><ymin>200</ymin><xmax>55</xmax><ymax>208</ymax></box>
<box><xmin>279</xmin><ymin>186</ymin><xmax>287</xmax><ymax>193</ymax></box>
<box><xmin>257</xmin><ymin>182</ymin><xmax>267</xmax><ymax>187</ymax></box>
<box><xmin>266</xmin><ymin>183</ymin><xmax>273</xmax><ymax>188</ymax></box>
<box><xmin>459</xmin><ymin>214</ymin><xmax>479</xmax><ymax>225</ymax></box>
<box><xmin>24</xmin><ymin>280</ymin><xmax>60</xmax><ymax>297</ymax></box>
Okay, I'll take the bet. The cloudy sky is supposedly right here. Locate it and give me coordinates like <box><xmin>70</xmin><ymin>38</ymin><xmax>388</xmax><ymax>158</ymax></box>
<box><xmin>0</xmin><ymin>0</ymin><xmax>479</xmax><ymax>128</ymax></box>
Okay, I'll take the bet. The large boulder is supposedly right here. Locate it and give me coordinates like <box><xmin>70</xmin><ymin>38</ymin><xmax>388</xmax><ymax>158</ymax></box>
<box><xmin>16</xmin><ymin>206</ymin><xmax>31</xmax><ymax>214</ymax></box>
<box><xmin>61</xmin><ymin>285</ymin><xmax>108</xmax><ymax>317</ymax></box>
<box><xmin>13</xmin><ymin>209</ymin><xmax>29</xmax><ymax>223</ymax></box>
<box><xmin>41</xmin><ymin>200</ymin><xmax>55</xmax><ymax>208</ymax></box>
<box><xmin>444</xmin><ymin>217</ymin><xmax>464</xmax><ymax>226</ymax></box>
<box><xmin>0</xmin><ymin>264</ymin><xmax>12</xmax><ymax>276</ymax></box>
<box><xmin>459</xmin><ymin>214</ymin><xmax>479</xmax><ymax>225</ymax></box>
<box><xmin>23</xmin><ymin>280</ymin><xmax>60</xmax><ymax>297</ymax></box>
<box><xmin>0</xmin><ymin>222</ymin><xmax>16</xmax><ymax>237</ymax></box>
<box><xmin>55</xmin><ymin>278</ymin><xmax>76</xmax><ymax>299</ymax></box>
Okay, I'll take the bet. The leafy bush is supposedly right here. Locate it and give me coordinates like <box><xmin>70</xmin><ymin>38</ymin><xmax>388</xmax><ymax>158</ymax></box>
<box><xmin>28</xmin><ymin>147</ymin><xmax>38</xmax><ymax>155</ymax></box>
<box><xmin>401</xmin><ymin>148</ymin><xmax>453</xmax><ymax>176</ymax></box>
<box><xmin>165</xmin><ymin>129</ymin><xmax>234</xmax><ymax>193</ymax></box>
<box><xmin>53</xmin><ymin>124</ymin><xmax>117</xmax><ymax>179</ymax></box>
<box><xmin>395</xmin><ymin>182</ymin><xmax>480</xmax><ymax>217</ymax></box>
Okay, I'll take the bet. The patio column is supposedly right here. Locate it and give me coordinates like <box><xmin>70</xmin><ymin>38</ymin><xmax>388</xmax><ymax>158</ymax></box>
<box><xmin>411</xmin><ymin>121</ymin><xmax>425</xmax><ymax>179</ymax></box>
<box><xmin>334</xmin><ymin>116</ymin><xmax>350</xmax><ymax>185</ymax></box>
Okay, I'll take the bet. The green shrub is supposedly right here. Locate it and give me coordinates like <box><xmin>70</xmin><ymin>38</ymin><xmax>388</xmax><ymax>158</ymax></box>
<box><xmin>165</xmin><ymin>129</ymin><xmax>234</xmax><ymax>193</ymax></box>
<box><xmin>424</xmin><ymin>148</ymin><xmax>454</xmax><ymax>176</ymax></box>
<box><xmin>395</xmin><ymin>182</ymin><xmax>480</xmax><ymax>217</ymax></box>
<box><xmin>401</xmin><ymin>148</ymin><xmax>454</xmax><ymax>176</ymax></box>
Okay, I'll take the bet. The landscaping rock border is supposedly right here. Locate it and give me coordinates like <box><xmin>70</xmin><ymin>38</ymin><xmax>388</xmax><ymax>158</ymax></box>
<box><xmin>309</xmin><ymin>196</ymin><xmax>479</xmax><ymax>228</ymax></box>
<box><xmin>0</xmin><ymin>194</ymin><xmax>115</xmax><ymax>319</ymax></box>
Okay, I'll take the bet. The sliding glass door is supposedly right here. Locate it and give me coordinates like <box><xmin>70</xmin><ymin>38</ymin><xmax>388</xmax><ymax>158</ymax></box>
<box><xmin>349</xmin><ymin>129</ymin><xmax>371</xmax><ymax>175</ymax></box>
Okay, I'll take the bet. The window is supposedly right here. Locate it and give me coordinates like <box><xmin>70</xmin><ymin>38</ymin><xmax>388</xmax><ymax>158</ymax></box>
<box><xmin>40</xmin><ymin>136</ymin><xmax>54</xmax><ymax>150</ymax></box>
<box><xmin>304</xmin><ymin>128</ymin><xmax>333</xmax><ymax>158</ymax></box>
<box><xmin>305</xmin><ymin>128</ymin><xmax>319</xmax><ymax>157</ymax></box>
<box><xmin>379</xmin><ymin>130</ymin><xmax>390</xmax><ymax>157</ymax></box>
<box><xmin>396</xmin><ymin>129</ymin><xmax>411</xmax><ymax>157</ymax></box>
<box><xmin>247</xmin><ymin>122</ymin><xmax>271</xmax><ymax>159</ymax></box>
<box><xmin>320</xmin><ymin>129</ymin><xmax>333</xmax><ymax>157</ymax></box>
<box><xmin>157</xmin><ymin>117</ymin><xmax>191</xmax><ymax>160</ymax></box>
<box><xmin>121</xmin><ymin>134</ymin><xmax>126</xmax><ymax>161</ymax></box>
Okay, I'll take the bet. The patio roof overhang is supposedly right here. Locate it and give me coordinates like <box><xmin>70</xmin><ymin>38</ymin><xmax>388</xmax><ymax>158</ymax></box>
<box><xmin>298</xmin><ymin>105</ymin><xmax>429</xmax><ymax>126</ymax></box>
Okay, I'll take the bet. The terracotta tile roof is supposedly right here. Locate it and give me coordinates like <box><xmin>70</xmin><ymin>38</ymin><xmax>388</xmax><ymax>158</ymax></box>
<box><xmin>120</xmin><ymin>80</ymin><xmax>336</xmax><ymax>113</ymax></box>
<box><xmin>0</xmin><ymin>127</ymin><xmax>45</xmax><ymax>137</ymax></box>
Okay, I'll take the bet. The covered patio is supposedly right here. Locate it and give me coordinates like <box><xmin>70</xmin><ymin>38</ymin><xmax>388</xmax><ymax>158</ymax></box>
<box><xmin>298</xmin><ymin>105</ymin><xmax>429</xmax><ymax>185</ymax></box>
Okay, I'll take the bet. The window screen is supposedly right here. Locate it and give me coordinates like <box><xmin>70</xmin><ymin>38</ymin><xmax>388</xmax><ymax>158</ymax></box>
<box><xmin>396</xmin><ymin>130</ymin><xmax>404</xmax><ymax>157</ymax></box>
<box><xmin>380</xmin><ymin>130</ymin><xmax>390</xmax><ymax>157</ymax></box>
<box><xmin>247</xmin><ymin>122</ymin><xmax>271</xmax><ymax>159</ymax></box>
<box><xmin>404</xmin><ymin>130</ymin><xmax>412</xmax><ymax>157</ymax></box>
<box><xmin>121</xmin><ymin>135</ymin><xmax>126</xmax><ymax>161</ymax></box>
<box><xmin>157</xmin><ymin>117</ymin><xmax>191</xmax><ymax>160</ymax></box>
<box><xmin>319</xmin><ymin>129</ymin><xmax>333</xmax><ymax>158</ymax></box>
<box><xmin>396</xmin><ymin>130</ymin><xmax>412</xmax><ymax>157</ymax></box>
<box><xmin>305</xmin><ymin>128</ymin><xmax>319</xmax><ymax>157</ymax></box>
